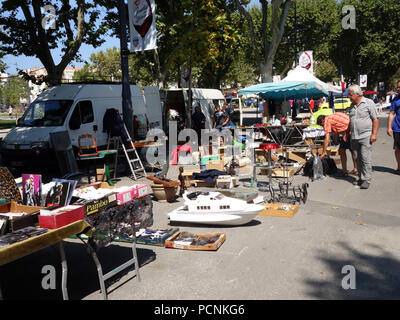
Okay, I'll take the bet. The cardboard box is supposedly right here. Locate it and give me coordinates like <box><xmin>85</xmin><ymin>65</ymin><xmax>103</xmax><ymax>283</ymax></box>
<box><xmin>287</xmin><ymin>151</ymin><xmax>307</xmax><ymax>163</ymax></box>
<box><xmin>259</xmin><ymin>203</ymin><xmax>299</xmax><ymax>218</ymax></box>
<box><xmin>0</xmin><ymin>201</ymin><xmax>45</xmax><ymax>232</ymax></box>
<box><xmin>78</xmin><ymin>182</ymin><xmax>149</xmax><ymax>208</ymax></box>
<box><xmin>165</xmin><ymin>232</ymin><xmax>226</xmax><ymax>251</ymax></box>
<box><xmin>272</xmin><ymin>168</ymin><xmax>295</xmax><ymax>177</ymax></box>
<box><xmin>205</xmin><ymin>159</ymin><xmax>226</xmax><ymax>171</ymax></box>
<box><xmin>326</xmin><ymin>146</ymin><xmax>339</xmax><ymax>156</ymax></box>
<box><xmin>38</xmin><ymin>205</ymin><xmax>85</xmax><ymax>229</ymax></box>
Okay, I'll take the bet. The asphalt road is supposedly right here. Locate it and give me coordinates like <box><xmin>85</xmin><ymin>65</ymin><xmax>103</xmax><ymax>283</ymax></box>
<box><xmin>1</xmin><ymin>109</ymin><xmax>399</xmax><ymax>300</ymax></box>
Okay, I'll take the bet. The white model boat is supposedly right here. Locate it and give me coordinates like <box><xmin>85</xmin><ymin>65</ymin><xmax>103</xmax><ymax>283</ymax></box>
<box><xmin>168</xmin><ymin>191</ymin><xmax>264</xmax><ymax>226</ymax></box>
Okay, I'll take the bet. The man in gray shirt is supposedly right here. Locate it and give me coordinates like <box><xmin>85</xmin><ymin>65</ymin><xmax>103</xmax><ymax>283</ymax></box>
<box><xmin>348</xmin><ymin>84</ymin><xmax>379</xmax><ymax>189</ymax></box>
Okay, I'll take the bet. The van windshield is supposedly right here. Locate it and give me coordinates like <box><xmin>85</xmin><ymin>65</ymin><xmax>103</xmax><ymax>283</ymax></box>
<box><xmin>19</xmin><ymin>100</ymin><xmax>74</xmax><ymax>127</ymax></box>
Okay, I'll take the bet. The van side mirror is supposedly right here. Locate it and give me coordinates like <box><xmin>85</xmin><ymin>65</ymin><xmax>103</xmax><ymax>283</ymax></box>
<box><xmin>17</xmin><ymin>117</ymin><xmax>23</xmax><ymax>126</ymax></box>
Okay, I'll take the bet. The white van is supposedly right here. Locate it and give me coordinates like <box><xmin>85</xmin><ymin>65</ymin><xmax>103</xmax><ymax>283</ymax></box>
<box><xmin>0</xmin><ymin>83</ymin><xmax>163</xmax><ymax>169</ymax></box>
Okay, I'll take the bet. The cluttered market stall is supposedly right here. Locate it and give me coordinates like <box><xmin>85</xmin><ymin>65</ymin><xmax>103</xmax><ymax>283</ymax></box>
<box><xmin>0</xmin><ymin>66</ymin><xmax>351</xmax><ymax>300</ymax></box>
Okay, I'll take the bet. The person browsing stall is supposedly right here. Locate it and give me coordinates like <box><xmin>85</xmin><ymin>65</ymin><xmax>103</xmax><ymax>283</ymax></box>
<box><xmin>317</xmin><ymin>112</ymin><xmax>350</xmax><ymax>160</ymax></box>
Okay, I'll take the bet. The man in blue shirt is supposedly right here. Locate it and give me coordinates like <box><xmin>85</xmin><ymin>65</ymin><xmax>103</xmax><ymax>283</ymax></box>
<box><xmin>387</xmin><ymin>80</ymin><xmax>400</xmax><ymax>174</ymax></box>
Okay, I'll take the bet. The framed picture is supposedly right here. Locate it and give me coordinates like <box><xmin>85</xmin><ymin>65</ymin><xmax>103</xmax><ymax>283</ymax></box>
<box><xmin>22</xmin><ymin>174</ymin><xmax>42</xmax><ymax>207</ymax></box>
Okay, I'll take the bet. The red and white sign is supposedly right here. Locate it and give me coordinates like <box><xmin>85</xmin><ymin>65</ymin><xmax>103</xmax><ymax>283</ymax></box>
<box><xmin>359</xmin><ymin>75</ymin><xmax>368</xmax><ymax>88</ymax></box>
<box><xmin>128</xmin><ymin>0</ymin><xmax>157</xmax><ymax>52</ymax></box>
<box><xmin>299</xmin><ymin>51</ymin><xmax>314</xmax><ymax>74</ymax></box>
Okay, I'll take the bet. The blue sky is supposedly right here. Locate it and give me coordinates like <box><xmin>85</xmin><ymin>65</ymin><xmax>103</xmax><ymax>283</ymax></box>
<box><xmin>3</xmin><ymin>0</ymin><xmax>261</xmax><ymax>75</ymax></box>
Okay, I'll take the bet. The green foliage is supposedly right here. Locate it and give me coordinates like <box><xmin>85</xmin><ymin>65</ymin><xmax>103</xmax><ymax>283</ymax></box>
<box><xmin>0</xmin><ymin>57</ymin><xmax>5</xmax><ymax>73</ymax></box>
<box><xmin>0</xmin><ymin>0</ymin><xmax>109</xmax><ymax>83</ymax></box>
<box><xmin>2</xmin><ymin>75</ymin><xmax>27</xmax><ymax>108</ymax></box>
<box><xmin>332</xmin><ymin>0</ymin><xmax>400</xmax><ymax>89</ymax></box>
<box><xmin>315</xmin><ymin>59</ymin><xmax>340</xmax><ymax>83</ymax></box>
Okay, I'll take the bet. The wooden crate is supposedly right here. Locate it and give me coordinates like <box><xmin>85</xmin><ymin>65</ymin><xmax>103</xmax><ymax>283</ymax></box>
<box><xmin>272</xmin><ymin>168</ymin><xmax>295</xmax><ymax>177</ymax></box>
<box><xmin>0</xmin><ymin>201</ymin><xmax>45</xmax><ymax>232</ymax></box>
<box><xmin>165</xmin><ymin>232</ymin><xmax>226</xmax><ymax>251</ymax></box>
<box><xmin>259</xmin><ymin>203</ymin><xmax>299</xmax><ymax>218</ymax></box>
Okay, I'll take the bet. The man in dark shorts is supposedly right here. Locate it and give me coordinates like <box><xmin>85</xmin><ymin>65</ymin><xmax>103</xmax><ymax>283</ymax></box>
<box><xmin>339</xmin><ymin>136</ymin><xmax>358</xmax><ymax>176</ymax></box>
<box><xmin>387</xmin><ymin>80</ymin><xmax>400</xmax><ymax>174</ymax></box>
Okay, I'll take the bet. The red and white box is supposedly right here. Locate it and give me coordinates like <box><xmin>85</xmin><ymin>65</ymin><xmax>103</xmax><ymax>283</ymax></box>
<box><xmin>134</xmin><ymin>184</ymin><xmax>149</xmax><ymax>198</ymax></box>
<box><xmin>114</xmin><ymin>184</ymin><xmax>149</xmax><ymax>204</ymax></box>
<box><xmin>77</xmin><ymin>182</ymin><xmax>149</xmax><ymax>205</ymax></box>
<box><xmin>38</xmin><ymin>205</ymin><xmax>85</xmax><ymax>229</ymax></box>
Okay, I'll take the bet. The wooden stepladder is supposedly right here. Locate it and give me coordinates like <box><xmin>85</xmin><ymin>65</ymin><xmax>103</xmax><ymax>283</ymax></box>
<box><xmin>106</xmin><ymin>124</ymin><xmax>147</xmax><ymax>181</ymax></box>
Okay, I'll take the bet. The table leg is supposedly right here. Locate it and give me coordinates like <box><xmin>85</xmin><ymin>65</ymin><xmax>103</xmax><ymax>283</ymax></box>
<box><xmin>90</xmin><ymin>250</ymin><xmax>108</xmax><ymax>300</ymax></box>
<box><xmin>132</xmin><ymin>233</ymin><xmax>141</xmax><ymax>282</ymax></box>
<box><xmin>59</xmin><ymin>241</ymin><xmax>69</xmax><ymax>300</ymax></box>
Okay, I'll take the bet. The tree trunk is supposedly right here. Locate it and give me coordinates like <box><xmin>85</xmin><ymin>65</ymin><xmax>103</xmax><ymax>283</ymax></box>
<box><xmin>261</xmin><ymin>60</ymin><xmax>273</xmax><ymax>83</ymax></box>
<box><xmin>236</xmin><ymin>0</ymin><xmax>292</xmax><ymax>84</ymax></box>
<box><xmin>45</xmin><ymin>68</ymin><xmax>65</xmax><ymax>86</ymax></box>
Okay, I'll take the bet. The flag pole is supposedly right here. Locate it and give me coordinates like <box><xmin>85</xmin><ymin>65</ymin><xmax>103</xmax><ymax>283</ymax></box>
<box><xmin>119</xmin><ymin>0</ymin><xmax>134</xmax><ymax>140</ymax></box>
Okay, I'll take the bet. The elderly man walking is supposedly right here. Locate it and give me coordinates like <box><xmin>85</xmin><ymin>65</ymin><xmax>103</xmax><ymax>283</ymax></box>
<box><xmin>348</xmin><ymin>84</ymin><xmax>379</xmax><ymax>189</ymax></box>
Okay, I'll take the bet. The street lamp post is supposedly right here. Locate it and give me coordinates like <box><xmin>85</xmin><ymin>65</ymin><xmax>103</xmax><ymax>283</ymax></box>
<box><xmin>118</xmin><ymin>0</ymin><xmax>134</xmax><ymax>140</ymax></box>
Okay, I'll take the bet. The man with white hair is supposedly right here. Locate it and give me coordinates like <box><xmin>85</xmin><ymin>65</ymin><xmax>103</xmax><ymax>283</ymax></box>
<box><xmin>348</xmin><ymin>84</ymin><xmax>379</xmax><ymax>189</ymax></box>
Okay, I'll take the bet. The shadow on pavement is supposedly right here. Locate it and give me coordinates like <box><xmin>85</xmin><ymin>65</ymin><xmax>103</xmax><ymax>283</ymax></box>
<box><xmin>304</xmin><ymin>242</ymin><xmax>400</xmax><ymax>299</ymax></box>
<box><xmin>372</xmin><ymin>166</ymin><xmax>399</xmax><ymax>174</ymax></box>
<box><xmin>0</xmin><ymin>241</ymin><xmax>156</xmax><ymax>300</ymax></box>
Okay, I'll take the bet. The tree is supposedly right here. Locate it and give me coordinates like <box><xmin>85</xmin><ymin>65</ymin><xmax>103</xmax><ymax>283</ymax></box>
<box><xmin>3</xmin><ymin>75</ymin><xmax>27</xmax><ymax>115</ymax></box>
<box><xmin>234</xmin><ymin>0</ymin><xmax>293</xmax><ymax>83</ymax></box>
<box><xmin>332</xmin><ymin>0</ymin><xmax>400</xmax><ymax>90</ymax></box>
<box><xmin>0</xmin><ymin>0</ymin><xmax>109</xmax><ymax>85</ymax></box>
<box><xmin>0</xmin><ymin>56</ymin><xmax>6</xmax><ymax>73</ymax></box>
<box><xmin>72</xmin><ymin>46</ymin><xmax>155</xmax><ymax>86</ymax></box>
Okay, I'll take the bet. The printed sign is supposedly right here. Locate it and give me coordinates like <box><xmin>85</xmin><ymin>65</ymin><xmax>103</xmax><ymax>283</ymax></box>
<box><xmin>128</xmin><ymin>0</ymin><xmax>157</xmax><ymax>52</ymax></box>
<box><xmin>360</xmin><ymin>75</ymin><xmax>368</xmax><ymax>88</ymax></box>
<box><xmin>299</xmin><ymin>51</ymin><xmax>314</xmax><ymax>74</ymax></box>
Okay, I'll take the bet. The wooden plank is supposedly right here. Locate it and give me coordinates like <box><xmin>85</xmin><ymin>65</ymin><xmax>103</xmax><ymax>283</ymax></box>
<box><xmin>146</xmin><ymin>176</ymin><xmax>180</xmax><ymax>187</ymax></box>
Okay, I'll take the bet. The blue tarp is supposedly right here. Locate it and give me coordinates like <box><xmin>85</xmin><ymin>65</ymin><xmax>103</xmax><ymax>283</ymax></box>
<box><xmin>238</xmin><ymin>81</ymin><xmax>329</xmax><ymax>101</ymax></box>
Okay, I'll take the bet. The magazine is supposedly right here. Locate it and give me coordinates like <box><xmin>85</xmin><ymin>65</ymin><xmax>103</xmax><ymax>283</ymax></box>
<box><xmin>52</xmin><ymin>178</ymin><xmax>77</xmax><ymax>206</ymax></box>
<box><xmin>0</xmin><ymin>215</ymin><xmax>9</xmax><ymax>236</ymax></box>
<box><xmin>21</xmin><ymin>174</ymin><xmax>42</xmax><ymax>207</ymax></box>
<box><xmin>45</xmin><ymin>181</ymin><xmax>70</xmax><ymax>208</ymax></box>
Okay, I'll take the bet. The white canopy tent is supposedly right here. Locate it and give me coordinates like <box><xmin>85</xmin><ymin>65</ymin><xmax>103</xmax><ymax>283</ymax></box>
<box><xmin>282</xmin><ymin>66</ymin><xmax>342</xmax><ymax>94</ymax></box>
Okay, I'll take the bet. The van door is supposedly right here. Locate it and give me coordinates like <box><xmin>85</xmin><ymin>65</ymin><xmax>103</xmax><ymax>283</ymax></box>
<box><xmin>67</xmin><ymin>100</ymin><xmax>97</xmax><ymax>148</ymax></box>
<box><xmin>144</xmin><ymin>86</ymin><xmax>163</xmax><ymax>130</ymax></box>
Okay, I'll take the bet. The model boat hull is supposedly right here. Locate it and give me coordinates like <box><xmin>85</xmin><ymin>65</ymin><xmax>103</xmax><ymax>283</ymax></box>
<box><xmin>168</xmin><ymin>206</ymin><xmax>263</xmax><ymax>226</ymax></box>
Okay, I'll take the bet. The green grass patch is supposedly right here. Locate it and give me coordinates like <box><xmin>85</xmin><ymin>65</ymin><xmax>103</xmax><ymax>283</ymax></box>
<box><xmin>0</xmin><ymin>119</ymin><xmax>16</xmax><ymax>129</ymax></box>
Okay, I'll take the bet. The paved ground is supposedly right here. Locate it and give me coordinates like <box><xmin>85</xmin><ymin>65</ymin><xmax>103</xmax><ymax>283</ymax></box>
<box><xmin>1</xmin><ymin>109</ymin><xmax>399</xmax><ymax>300</ymax></box>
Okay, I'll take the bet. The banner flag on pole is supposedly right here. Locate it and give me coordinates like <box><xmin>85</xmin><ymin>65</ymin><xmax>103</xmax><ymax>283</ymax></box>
<box><xmin>359</xmin><ymin>75</ymin><xmax>368</xmax><ymax>88</ymax></box>
<box><xmin>298</xmin><ymin>51</ymin><xmax>314</xmax><ymax>74</ymax></box>
<box><xmin>128</xmin><ymin>0</ymin><xmax>157</xmax><ymax>52</ymax></box>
